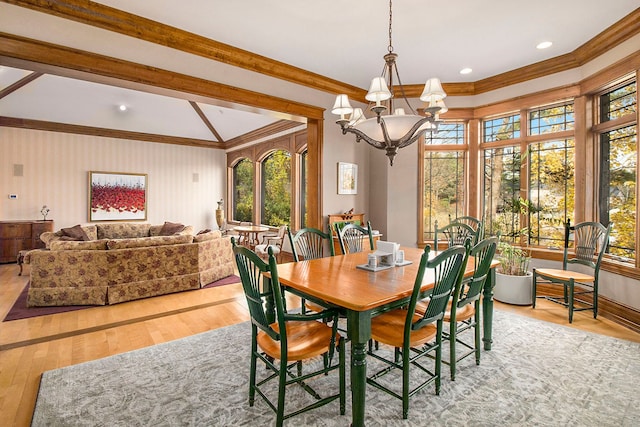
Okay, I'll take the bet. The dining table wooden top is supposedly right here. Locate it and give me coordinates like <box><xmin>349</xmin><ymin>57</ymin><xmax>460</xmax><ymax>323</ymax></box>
<box><xmin>275</xmin><ymin>247</ymin><xmax>480</xmax><ymax>312</ymax></box>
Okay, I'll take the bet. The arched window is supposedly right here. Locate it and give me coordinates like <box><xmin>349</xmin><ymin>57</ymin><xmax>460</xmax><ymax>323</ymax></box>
<box><xmin>233</xmin><ymin>158</ymin><xmax>253</xmax><ymax>222</ymax></box>
<box><xmin>261</xmin><ymin>149</ymin><xmax>291</xmax><ymax>226</ymax></box>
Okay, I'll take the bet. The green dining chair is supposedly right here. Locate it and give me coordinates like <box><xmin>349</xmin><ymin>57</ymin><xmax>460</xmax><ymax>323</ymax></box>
<box><xmin>434</xmin><ymin>220</ymin><xmax>476</xmax><ymax>250</ymax></box>
<box><xmin>443</xmin><ymin>235</ymin><xmax>498</xmax><ymax>380</ymax></box>
<box><xmin>287</xmin><ymin>226</ymin><xmax>335</xmax><ymax>261</ymax></box>
<box><xmin>335</xmin><ymin>220</ymin><xmax>374</xmax><ymax>254</ymax></box>
<box><xmin>366</xmin><ymin>242</ymin><xmax>470</xmax><ymax>419</ymax></box>
<box><xmin>448</xmin><ymin>215</ymin><xmax>484</xmax><ymax>244</ymax></box>
<box><xmin>287</xmin><ymin>226</ymin><xmax>336</xmax><ymax>314</ymax></box>
<box><xmin>532</xmin><ymin>220</ymin><xmax>611</xmax><ymax>323</ymax></box>
<box><xmin>231</xmin><ymin>239</ymin><xmax>346</xmax><ymax>426</ymax></box>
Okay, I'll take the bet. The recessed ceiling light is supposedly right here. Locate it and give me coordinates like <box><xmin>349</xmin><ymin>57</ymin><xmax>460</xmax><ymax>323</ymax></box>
<box><xmin>460</xmin><ymin>68</ymin><xmax>473</xmax><ymax>75</ymax></box>
<box><xmin>536</xmin><ymin>41</ymin><xmax>553</xmax><ymax>50</ymax></box>
<box><xmin>118</xmin><ymin>105</ymin><xmax>127</xmax><ymax>112</ymax></box>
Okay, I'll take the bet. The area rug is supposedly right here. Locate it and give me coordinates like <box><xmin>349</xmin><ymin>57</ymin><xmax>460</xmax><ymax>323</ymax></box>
<box><xmin>31</xmin><ymin>310</ymin><xmax>640</xmax><ymax>426</ymax></box>
<box><xmin>3</xmin><ymin>276</ymin><xmax>240</xmax><ymax>322</ymax></box>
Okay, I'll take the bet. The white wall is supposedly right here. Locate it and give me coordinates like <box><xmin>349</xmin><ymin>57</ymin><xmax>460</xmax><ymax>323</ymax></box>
<box><xmin>0</xmin><ymin>127</ymin><xmax>226</xmax><ymax>232</ymax></box>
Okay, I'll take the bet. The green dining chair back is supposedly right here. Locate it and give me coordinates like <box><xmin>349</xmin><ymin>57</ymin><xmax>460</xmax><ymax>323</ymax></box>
<box><xmin>434</xmin><ymin>220</ymin><xmax>476</xmax><ymax>250</ymax></box>
<box><xmin>532</xmin><ymin>220</ymin><xmax>611</xmax><ymax>323</ymax></box>
<box><xmin>448</xmin><ymin>215</ymin><xmax>484</xmax><ymax>244</ymax></box>
<box><xmin>444</xmin><ymin>235</ymin><xmax>498</xmax><ymax>380</ymax></box>
<box><xmin>231</xmin><ymin>238</ymin><xmax>346</xmax><ymax>426</ymax></box>
<box><xmin>287</xmin><ymin>226</ymin><xmax>336</xmax><ymax>314</ymax></box>
<box><xmin>366</xmin><ymin>241</ymin><xmax>470</xmax><ymax>419</ymax></box>
<box><xmin>335</xmin><ymin>220</ymin><xmax>374</xmax><ymax>255</ymax></box>
<box><xmin>287</xmin><ymin>226</ymin><xmax>335</xmax><ymax>261</ymax></box>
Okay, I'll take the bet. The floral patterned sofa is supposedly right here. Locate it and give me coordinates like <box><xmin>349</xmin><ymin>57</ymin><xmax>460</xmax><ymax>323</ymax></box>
<box><xmin>25</xmin><ymin>222</ymin><xmax>234</xmax><ymax>307</ymax></box>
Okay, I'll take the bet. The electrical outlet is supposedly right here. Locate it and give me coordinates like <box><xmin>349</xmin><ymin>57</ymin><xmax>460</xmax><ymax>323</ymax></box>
<box><xmin>8</xmin><ymin>194</ymin><xmax>18</xmax><ymax>199</ymax></box>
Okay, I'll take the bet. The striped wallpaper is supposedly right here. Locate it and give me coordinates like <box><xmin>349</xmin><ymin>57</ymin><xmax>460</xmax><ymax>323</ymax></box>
<box><xmin>1</xmin><ymin>127</ymin><xmax>226</xmax><ymax>232</ymax></box>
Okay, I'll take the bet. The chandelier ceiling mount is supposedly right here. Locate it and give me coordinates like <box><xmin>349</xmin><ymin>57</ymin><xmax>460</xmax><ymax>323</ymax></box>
<box><xmin>332</xmin><ymin>0</ymin><xmax>447</xmax><ymax>166</ymax></box>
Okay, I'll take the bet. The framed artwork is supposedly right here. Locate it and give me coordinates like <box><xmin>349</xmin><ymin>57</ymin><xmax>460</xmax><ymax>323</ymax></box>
<box><xmin>337</xmin><ymin>162</ymin><xmax>358</xmax><ymax>195</ymax></box>
<box><xmin>89</xmin><ymin>171</ymin><xmax>147</xmax><ymax>221</ymax></box>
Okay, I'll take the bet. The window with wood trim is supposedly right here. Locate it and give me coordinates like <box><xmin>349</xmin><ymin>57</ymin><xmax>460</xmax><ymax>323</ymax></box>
<box><xmin>261</xmin><ymin>149</ymin><xmax>291</xmax><ymax>227</ymax></box>
<box><xmin>483</xmin><ymin>113</ymin><xmax>520</xmax><ymax>142</ymax></box>
<box><xmin>528</xmin><ymin>102</ymin><xmax>576</xmax><ymax>247</ymax></box>
<box><xmin>232</xmin><ymin>158</ymin><xmax>254</xmax><ymax>223</ymax></box>
<box><xmin>482</xmin><ymin>145</ymin><xmax>522</xmax><ymax>243</ymax></box>
<box><xmin>598</xmin><ymin>80</ymin><xmax>637</xmax><ymax>264</ymax></box>
<box><xmin>300</xmin><ymin>150</ymin><xmax>308</xmax><ymax>228</ymax></box>
<box><xmin>422</xmin><ymin>123</ymin><xmax>466</xmax><ymax>241</ymax></box>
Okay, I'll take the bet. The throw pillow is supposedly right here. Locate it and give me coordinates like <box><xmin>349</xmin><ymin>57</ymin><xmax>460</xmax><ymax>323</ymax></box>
<box><xmin>159</xmin><ymin>221</ymin><xmax>185</xmax><ymax>236</ymax></box>
<box><xmin>197</xmin><ymin>229</ymin><xmax>212</xmax><ymax>235</ymax></box>
<box><xmin>61</xmin><ymin>224</ymin><xmax>90</xmax><ymax>241</ymax></box>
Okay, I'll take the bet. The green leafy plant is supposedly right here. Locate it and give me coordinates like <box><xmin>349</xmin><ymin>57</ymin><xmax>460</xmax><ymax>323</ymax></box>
<box><xmin>497</xmin><ymin>241</ymin><xmax>531</xmax><ymax>276</ymax></box>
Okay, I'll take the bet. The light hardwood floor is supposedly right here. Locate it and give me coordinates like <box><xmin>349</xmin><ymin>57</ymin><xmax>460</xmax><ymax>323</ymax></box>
<box><xmin>1</xmin><ymin>262</ymin><xmax>639</xmax><ymax>427</ymax></box>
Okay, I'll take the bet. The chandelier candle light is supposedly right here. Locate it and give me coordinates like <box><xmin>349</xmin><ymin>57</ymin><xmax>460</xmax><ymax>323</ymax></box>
<box><xmin>332</xmin><ymin>0</ymin><xmax>447</xmax><ymax>166</ymax></box>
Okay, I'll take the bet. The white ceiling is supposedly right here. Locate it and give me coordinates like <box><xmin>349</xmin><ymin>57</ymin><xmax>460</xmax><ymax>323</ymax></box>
<box><xmin>0</xmin><ymin>0</ymin><xmax>638</xmax><ymax>145</ymax></box>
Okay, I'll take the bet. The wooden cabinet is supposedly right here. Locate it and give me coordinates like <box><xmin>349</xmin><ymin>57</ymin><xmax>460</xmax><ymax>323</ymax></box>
<box><xmin>0</xmin><ymin>220</ymin><xmax>54</xmax><ymax>263</ymax></box>
<box><xmin>327</xmin><ymin>213</ymin><xmax>381</xmax><ymax>255</ymax></box>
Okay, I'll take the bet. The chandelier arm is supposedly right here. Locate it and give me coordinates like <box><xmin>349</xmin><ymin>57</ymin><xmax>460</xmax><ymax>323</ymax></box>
<box><xmin>395</xmin><ymin>117</ymin><xmax>435</xmax><ymax>147</ymax></box>
<box><xmin>340</xmin><ymin>126</ymin><xmax>387</xmax><ymax>150</ymax></box>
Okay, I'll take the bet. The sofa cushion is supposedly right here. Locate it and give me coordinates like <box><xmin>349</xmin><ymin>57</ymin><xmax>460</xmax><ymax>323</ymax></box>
<box><xmin>159</xmin><ymin>221</ymin><xmax>185</xmax><ymax>236</ymax></box>
<box><xmin>61</xmin><ymin>224</ymin><xmax>90</xmax><ymax>241</ymax></box>
<box><xmin>97</xmin><ymin>223</ymin><xmax>151</xmax><ymax>239</ymax></box>
<box><xmin>194</xmin><ymin>230</ymin><xmax>222</xmax><ymax>243</ymax></box>
<box><xmin>106</xmin><ymin>234</ymin><xmax>193</xmax><ymax>250</ymax></box>
<box><xmin>50</xmin><ymin>239</ymin><xmax>108</xmax><ymax>251</ymax></box>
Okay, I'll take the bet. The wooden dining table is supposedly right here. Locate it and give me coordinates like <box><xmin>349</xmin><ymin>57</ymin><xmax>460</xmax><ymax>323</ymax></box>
<box><xmin>233</xmin><ymin>225</ymin><xmax>269</xmax><ymax>248</ymax></box>
<box><xmin>274</xmin><ymin>246</ymin><xmax>498</xmax><ymax>427</ymax></box>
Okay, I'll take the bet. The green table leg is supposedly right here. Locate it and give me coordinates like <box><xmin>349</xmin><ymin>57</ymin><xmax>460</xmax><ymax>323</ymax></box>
<box><xmin>482</xmin><ymin>267</ymin><xmax>496</xmax><ymax>350</ymax></box>
<box><xmin>347</xmin><ymin>310</ymin><xmax>372</xmax><ymax>427</ymax></box>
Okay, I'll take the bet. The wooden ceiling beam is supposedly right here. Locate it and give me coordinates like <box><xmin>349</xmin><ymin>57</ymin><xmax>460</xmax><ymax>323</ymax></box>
<box><xmin>0</xmin><ymin>32</ymin><xmax>324</xmax><ymax>120</ymax></box>
<box><xmin>189</xmin><ymin>101</ymin><xmax>225</xmax><ymax>144</ymax></box>
<box><xmin>0</xmin><ymin>116</ymin><xmax>223</xmax><ymax>148</ymax></box>
<box><xmin>0</xmin><ymin>71</ymin><xmax>42</xmax><ymax>99</ymax></box>
<box><xmin>1</xmin><ymin>0</ymin><xmax>367</xmax><ymax>102</ymax></box>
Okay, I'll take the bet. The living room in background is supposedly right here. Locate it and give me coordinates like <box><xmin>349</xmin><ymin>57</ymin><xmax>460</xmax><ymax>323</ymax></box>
<box><xmin>89</xmin><ymin>171</ymin><xmax>147</xmax><ymax>222</ymax></box>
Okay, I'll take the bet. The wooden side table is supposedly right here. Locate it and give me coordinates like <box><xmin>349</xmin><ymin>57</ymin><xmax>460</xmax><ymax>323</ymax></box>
<box><xmin>0</xmin><ymin>220</ymin><xmax>54</xmax><ymax>263</ymax></box>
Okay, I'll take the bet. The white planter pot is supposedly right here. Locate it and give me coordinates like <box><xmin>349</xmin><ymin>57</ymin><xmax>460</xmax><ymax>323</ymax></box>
<box><xmin>493</xmin><ymin>271</ymin><xmax>533</xmax><ymax>305</ymax></box>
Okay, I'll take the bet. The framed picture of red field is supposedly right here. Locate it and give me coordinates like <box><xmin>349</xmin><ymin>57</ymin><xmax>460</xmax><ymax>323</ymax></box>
<box><xmin>89</xmin><ymin>171</ymin><xmax>147</xmax><ymax>221</ymax></box>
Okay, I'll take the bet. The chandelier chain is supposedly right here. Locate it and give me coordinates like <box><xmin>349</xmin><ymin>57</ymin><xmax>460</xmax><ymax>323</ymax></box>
<box><xmin>388</xmin><ymin>0</ymin><xmax>393</xmax><ymax>53</ymax></box>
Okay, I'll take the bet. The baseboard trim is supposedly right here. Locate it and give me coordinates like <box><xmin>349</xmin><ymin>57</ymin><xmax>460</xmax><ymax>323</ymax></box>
<box><xmin>536</xmin><ymin>283</ymin><xmax>640</xmax><ymax>334</ymax></box>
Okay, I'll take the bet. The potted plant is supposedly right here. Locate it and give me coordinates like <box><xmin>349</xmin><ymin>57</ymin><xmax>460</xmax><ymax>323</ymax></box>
<box><xmin>491</xmin><ymin>195</ymin><xmax>539</xmax><ymax>305</ymax></box>
<box><xmin>494</xmin><ymin>241</ymin><xmax>534</xmax><ymax>305</ymax></box>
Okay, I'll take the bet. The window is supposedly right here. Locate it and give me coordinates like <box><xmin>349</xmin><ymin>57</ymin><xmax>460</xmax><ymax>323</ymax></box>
<box><xmin>598</xmin><ymin>81</ymin><xmax>637</xmax><ymax>263</ymax></box>
<box><xmin>529</xmin><ymin>103</ymin><xmax>574</xmax><ymax>135</ymax></box>
<box><xmin>300</xmin><ymin>150</ymin><xmax>308</xmax><ymax>228</ymax></box>
<box><xmin>528</xmin><ymin>103</ymin><xmax>576</xmax><ymax>247</ymax></box>
<box><xmin>528</xmin><ymin>139</ymin><xmax>575</xmax><ymax>247</ymax></box>
<box><xmin>422</xmin><ymin>123</ymin><xmax>466</xmax><ymax>241</ymax></box>
<box><xmin>261</xmin><ymin>149</ymin><xmax>291</xmax><ymax>227</ymax></box>
<box><xmin>233</xmin><ymin>158</ymin><xmax>253</xmax><ymax>222</ymax></box>
<box><xmin>483</xmin><ymin>113</ymin><xmax>520</xmax><ymax>142</ymax></box>
<box><xmin>483</xmin><ymin>146</ymin><xmax>522</xmax><ymax>243</ymax></box>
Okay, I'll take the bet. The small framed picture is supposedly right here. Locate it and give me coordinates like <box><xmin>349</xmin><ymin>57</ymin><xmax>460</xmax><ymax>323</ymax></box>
<box><xmin>89</xmin><ymin>171</ymin><xmax>147</xmax><ymax>221</ymax></box>
<box><xmin>337</xmin><ymin>162</ymin><xmax>358</xmax><ymax>195</ymax></box>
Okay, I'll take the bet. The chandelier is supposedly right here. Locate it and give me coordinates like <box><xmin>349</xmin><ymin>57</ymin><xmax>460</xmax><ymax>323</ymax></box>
<box><xmin>331</xmin><ymin>0</ymin><xmax>447</xmax><ymax>166</ymax></box>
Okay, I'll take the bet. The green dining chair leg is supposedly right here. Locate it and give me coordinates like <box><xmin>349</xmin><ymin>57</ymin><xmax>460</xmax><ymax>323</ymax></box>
<box><xmin>339</xmin><ymin>338</ymin><xmax>346</xmax><ymax>415</ymax></box>
<box><xmin>276</xmin><ymin>366</ymin><xmax>287</xmax><ymax>427</ymax></box>
<box><xmin>474</xmin><ymin>306</ymin><xmax>481</xmax><ymax>365</ymax></box>
<box><xmin>449</xmin><ymin>321</ymin><xmax>457</xmax><ymax>381</ymax></box>
<box><xmin>569</xmin><ymin>278</ymin><xmax>575</xmax><ymax>323</ymax></box>
<box><xmin>402</xmin><ymin>349</ymin><xmax>410</xmax><ymax>419</ymax></box>
<box><xmin>249</xmin><ymin>331</ymin><xmax>257</xmax><ymax>406</ymax></box>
